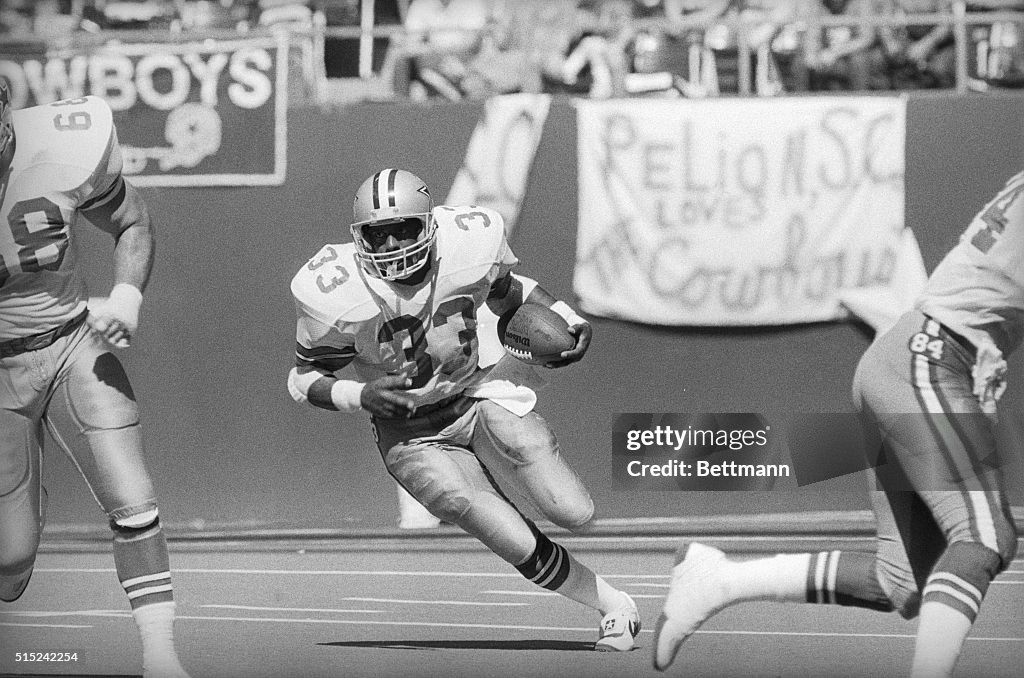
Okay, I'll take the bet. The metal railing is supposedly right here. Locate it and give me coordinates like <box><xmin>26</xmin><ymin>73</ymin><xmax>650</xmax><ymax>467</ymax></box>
<box><xmin>315</xmin><ymin>6</ymin><xmax>1024</xmax><ymax>97</ymax></box>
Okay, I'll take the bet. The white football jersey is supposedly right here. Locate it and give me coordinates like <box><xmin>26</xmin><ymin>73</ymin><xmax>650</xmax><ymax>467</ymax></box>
<box><xmin>292</xmin><ymin>205</ymin><xmax>518</xmax><ymax>408</ymax></box>
<box><xmin>917</xmin><ymin>171</ymin><xmax>1024</xmax><ymax>356</ymax></box>
<box><xmin>0</xmin><ymin>96</ymin><xmax>123</xmax><ymax>340</ymax></box>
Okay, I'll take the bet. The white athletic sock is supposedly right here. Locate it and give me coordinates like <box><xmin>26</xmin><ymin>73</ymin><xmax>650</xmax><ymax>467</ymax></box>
<box><xmin>557</xmin><ymin>551</ymin><xmax>626</xmax><ymax>614</ymax></box>
<box><xmin>132</xmin><ymin>602</ymin><xmax>189</xmax><ymax>678</ymax></box>
<box><xmin>910</xmin><ymin>601</ymin><xmax>973</xmax><ymax>678</ymax></box>
<box><xmin>723</xmin><ymin>553</ymin><xmax>811</xmax><ymax>603</ymax></box>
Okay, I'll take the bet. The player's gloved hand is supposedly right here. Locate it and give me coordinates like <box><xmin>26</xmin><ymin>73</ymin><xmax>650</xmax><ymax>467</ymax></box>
<box><xmin>545</xmin><ymin>321</ymin><xmax>592</xmax><ymax>369</ymax></box>
<box><xmin>361</xmin><ymin>375</ymin><xmax>417</xmax><ymax>418</ymax></box>
<box><xmin>87</xmin><ymin>283</ymin><xmax>143</xmax><ymax>349</ymax></box>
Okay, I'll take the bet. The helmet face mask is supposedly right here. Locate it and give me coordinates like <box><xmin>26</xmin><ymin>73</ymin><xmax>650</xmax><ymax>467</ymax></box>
<box><xmin>351</xmin><ymin>169</ymin><xmax>435</xmax><ymax>281</ymax></box>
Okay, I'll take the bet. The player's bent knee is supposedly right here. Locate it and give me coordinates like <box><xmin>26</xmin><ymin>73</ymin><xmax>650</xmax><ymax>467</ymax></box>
<box><xmin>0</xmin><ymin>513</ymin><xmax>40</xmax><ymax>575</ymax></box>
<box><xmin>947</xmin><ymin>513</ymin><xmax>1018</xmax><ymax>572</ymax></box>
<box><xmin>423</xmin><ymin>488</ymin><xmax>472</xmax><ymax>524</ymax></box>
<box><xmin>1002</xmin><ymin>531</ymin><xmax>1019</xmax><ymax>568</ymax></box>
<box><xmin>996</xmin><ymin>515</ymin><xmax>1019</xmax><ymax>568</ymax></box>
<box><xmin>948</xmin><ymin>539</ymin><xmax>1012</xmax><ymax>581</ymax></box>
<box><xmin>548</xmin><ymin>497</ymin><xmax>595</xmax><ymax>532</ymax></box>
<box><xmin>0</xmin><ymin>540</ymin><xmax>37</xmax><ymax>574</ymax></box>
<box><xmin>887</xmin><ymin>583</ymin><xmax>921</xmax><ymax>620</ymax></box>
<box><xmin>109</xmin><ymin>505</ymin><xmax>160</xmax><ymax>538</ymax></box>
<box><xmin>874</xmin><ymin>555</ymin><xmax>920</xmax><ymax>619</ymax></box>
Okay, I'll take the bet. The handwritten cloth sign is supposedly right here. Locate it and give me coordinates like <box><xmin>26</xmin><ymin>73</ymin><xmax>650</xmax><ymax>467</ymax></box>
<box><xmin>574</xmin><ymin>97</ymin><xmax>907</xmax><ymax>326</ymax></box>
<box><xmin>0</xmin><ymin>36</ymin><xmax>288</xmax><ymax>187</ymax></box>
<box><xmin>446</xmin><ymin>93</ymin><xmax>551</xmax><ymax>237</ymax></box>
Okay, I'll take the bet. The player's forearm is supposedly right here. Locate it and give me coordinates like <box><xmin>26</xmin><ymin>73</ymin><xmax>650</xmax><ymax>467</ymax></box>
<box><xmin>91</xmin><ymin>180</ymin><xmax>154</xmax><ymax>293</ymax></box>
<box><xmin>488</xmin><ymin>273</ymin><xmax>585</xmax><ymax>327</ymax></box>
<box><xmin>487</xmin><ymin>272</ymin><xmax>539</xmax><ymax>316</ymax></box>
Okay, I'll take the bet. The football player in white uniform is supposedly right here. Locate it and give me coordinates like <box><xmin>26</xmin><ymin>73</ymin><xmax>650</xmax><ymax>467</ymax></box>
<box><xmin>289</xmin><ymin>168</ymin><xmax>640</xmax><ymax>651</ymax></box>
<box><xmin>653</xmin><ymin>173</ymin><xmax>1021</xmax><ymax>677</ymax></box>
<box><xmin>0</xmin><ymin>85</ymin><xmax>189</xmax><ymax>677</ymax></box>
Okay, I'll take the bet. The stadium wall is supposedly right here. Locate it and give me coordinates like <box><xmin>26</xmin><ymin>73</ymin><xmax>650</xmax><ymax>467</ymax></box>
<box><xmin>52</xmin><ymin>93</ymin><xmax>1024</xmax><ymax>533</ymax></box>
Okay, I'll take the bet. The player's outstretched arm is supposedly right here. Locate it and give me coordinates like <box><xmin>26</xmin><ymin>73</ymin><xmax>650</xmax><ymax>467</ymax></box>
<box><xmin>487</xmin><ymin>272</ymin><xmax>592</xmax><ymax>367</ymax></box>
<box><xmin>83</xmin><ymin>179</ymin><xmax>153</xmax><ymax>348</ymax></box>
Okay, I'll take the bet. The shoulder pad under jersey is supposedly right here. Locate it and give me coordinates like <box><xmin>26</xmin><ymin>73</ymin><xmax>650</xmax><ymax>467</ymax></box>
<box><xmin>433</xmin><ymin>205</ymin><xmax>508</xmax><ymax>270</ymax></box>
<box><xmin>10</xmin><ymin>96</ymin><xmax>116</xmax><ymax>195</ymax></box>
<box><xmin>291</xmin><ymin>243</ymin><xmax>379</xmax><ymax>326</ymax></box>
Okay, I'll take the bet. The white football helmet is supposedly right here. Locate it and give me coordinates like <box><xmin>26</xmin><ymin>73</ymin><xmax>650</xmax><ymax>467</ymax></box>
<box><xmin>350</xmin><ymin>168</ymin><xmax>435</xmax><ymax>280</ymax></box>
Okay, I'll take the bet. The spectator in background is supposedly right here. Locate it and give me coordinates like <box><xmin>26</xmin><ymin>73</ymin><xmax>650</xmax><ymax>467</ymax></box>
<box><xmin>966</xmin><ymin>0</ymin><xmax>1024</xmax><ymax>89</ymax></box>
<box><xmin>539</xmin><ymin>0</ymin><xmax>634</xmax><ymax>99</ymax></box>
<box><xmin>402</xmin><ymin>0</ymin><xmax>490</xmax><ymax>100</ymax></box>
<box><xmin>623</xmin><ymin>0</ymin><xmax>731</xmax><ymax>97</ymax></box>
<box><xmin>496</xmin><ymin>0</ymin><xmax>589</xmax><ymax>94</ymax></box>
<box><xmin>22</xmin><ymin>0</ymin><xmax>79</xmax><ymax>39</ymax></box>
<box><xmin>805</xmin><ymin>0</ymin><xmax>884</xmax><ymax>90</ymax></box>
<box><xmin>176</xmin><ymin>0</ymin><xmax>254</xmax><ymax>31</ymax></box>
<box><xmin>454</xmin><ymin>1</ymin><xmax>534</xmax><ymax>99</ymax></box>
<box><xmin>701</xmin><ymin>0</ymin><xmax>791</xmax><ymax>94</ymax></box>
<box><xmin>879</xmin><ymin>0</ymin><xmax>957</xmax><ymax>88</ymax></box>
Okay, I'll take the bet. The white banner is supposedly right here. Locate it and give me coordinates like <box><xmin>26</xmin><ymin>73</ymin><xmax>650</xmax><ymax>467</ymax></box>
<box><xmin>574</xmin><ymin>97</ymin><xmax>907</xmax><ymax>326</ymax></box>
<box><xmin>446</xmin><ymin>93</ymin><xmax>551</xmax><ymax>236</ymax></box>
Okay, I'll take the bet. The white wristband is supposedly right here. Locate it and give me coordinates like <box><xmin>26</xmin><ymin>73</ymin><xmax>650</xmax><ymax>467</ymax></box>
<box><xmin>108</xmin><ymin>283</ymin><xmax>143</xmax><ymax>319</ymax></box>
<box><xmin>550</xmin><ymin>300</ymin><xmax>585</xmax><ymax>327</ymax></box>
<box><xmin>330</xmin><ymin>379</ymin><xmax>366</xmax><ymax>413</ymax></box>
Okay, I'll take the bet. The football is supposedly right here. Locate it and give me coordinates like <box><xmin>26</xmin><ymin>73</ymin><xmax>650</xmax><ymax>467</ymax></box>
<box><xmin>498</xmin><ymin>303</ymin><xmax>575</xmax><ymax>365</ymax></box>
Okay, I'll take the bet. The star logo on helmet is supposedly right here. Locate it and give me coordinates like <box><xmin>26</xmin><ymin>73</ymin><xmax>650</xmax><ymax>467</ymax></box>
<box><xmin>417</xmin><ymin>185</ymin><xmax>430</xmax><ymax>197</ymax></box>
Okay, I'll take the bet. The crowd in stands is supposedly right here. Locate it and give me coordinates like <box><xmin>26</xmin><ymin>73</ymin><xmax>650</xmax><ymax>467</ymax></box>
<box><xmin>2</xmin><ymin>0</ymin><xmax>1024</xmax><ymax>97</ymax></box>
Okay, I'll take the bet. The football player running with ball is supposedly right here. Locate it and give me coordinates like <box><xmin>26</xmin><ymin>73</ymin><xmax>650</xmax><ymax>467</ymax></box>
<box><xmin>288</xmin><ymin>168</ymin><xmax>640</xmax><ymax>651</ymax></box>
<box><xmin>0</xmin><ymin>85</ymin><xmax>189</xmax><ymax>677</ymax></box>
<box><xmin>654</xmin><ymin>173</ymin><xmax>1022</xmax><ymax>677</ymax></box>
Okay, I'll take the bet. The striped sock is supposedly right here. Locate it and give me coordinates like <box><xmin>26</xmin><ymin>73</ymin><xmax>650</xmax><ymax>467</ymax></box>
<box><xmin>921</xmin><ymin>571</ymin><xmax>986</xmax><ymax>622</ymax></box>
<box><xmin>514</xmin><ymin>530</ymin><xmax>622</xmax><ymax>613</ymax></box>
<box><xmin>113</xmin><ymin>519</ymin><xmax>174</xmax><ymax>609</ymax></box>
<box><xmin>919</xmin><ymin>540</ymin><xmax>1000</xmax><ymax>623</ymax></box>
<box><xmin>112</xmin><ymin>518</ymin><xmax>188</xmax><ymax>677</ymax></box>
<box><xmin>805</xmin><ymin>551</ymin><xmax>893</xmax><ymax>611</ymax></box>
<box><xmin>910</xmin><ymin>541</ymin><xmax>1000</xmax><ymax>678</ymax></box>
<box><xmin>515</xmin><ymin>530</ymin><xmax>571</xmax><ymax>591</ymax></box>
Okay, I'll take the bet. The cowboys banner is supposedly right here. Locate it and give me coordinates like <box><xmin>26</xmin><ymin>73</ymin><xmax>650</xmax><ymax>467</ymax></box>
<box><xmin>0</xmin><ymin>35</ymin><xmax>288</xmax><ymax>187</ymax></box>
<box><xmin>574</xmin><ymin>97</ymin><xmax>906</xmax><ymax>326</ymax></box>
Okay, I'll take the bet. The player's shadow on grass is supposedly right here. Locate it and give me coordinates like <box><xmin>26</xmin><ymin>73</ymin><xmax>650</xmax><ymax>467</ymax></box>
<box><xmin>320</xmin><ymin>639</ymin><xmax>597</xmax><ymax>651</ymax></box>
